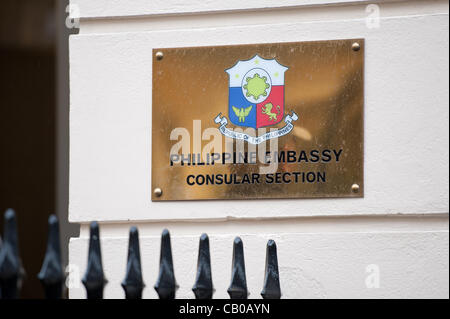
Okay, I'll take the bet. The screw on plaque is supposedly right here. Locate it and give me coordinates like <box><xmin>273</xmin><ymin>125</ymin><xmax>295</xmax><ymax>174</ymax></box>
<box><xmin>192</xmin><ymin>233</ymin><xmax>214</xmax><ymax>299</ymax></box>
<box><xmin>227</xmin><ymin>237</ymin><xmax>249</xmax><ymax>299</ymax></box>
<box><xmin>122</xmin><ymin>226</ymin><xmax>145</xmax><ymax>299</ymax></box>
<box><xmin>154</xmin><ymin>188</ymin><xmax>162</xmax><ymax>197</ymax></box>
<box><xmin>38</xmin><ymin>215</ymin><xmax>65</xmax><ymax>299</ymax></box>
<box><xmin>82</xmin><ymin>221</ymin><xmax>108</xmax><ymax>299</ymax></box>
<box><xmin>352</xmin><ymin>42</ymin><xmax>361</xmax><ymax>51</ymax></box>
<box><xmin>261</xmin><ymin>240</ymin><xmax>281</xmax><ymax>299</ymax></box>
<box><xmin>154</xmin><ymin>229</ymin><xmax>178</xmax><ymax>299</ymax></box>
<box><xmin>0</xmin><ymin>209</ymin><xmax>25</xmax><ymax>299</ymax></box>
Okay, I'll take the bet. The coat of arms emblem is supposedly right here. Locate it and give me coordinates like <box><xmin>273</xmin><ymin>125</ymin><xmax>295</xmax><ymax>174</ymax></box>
<box><xmin>215</xmin><ymin>55</ymin><xmax>298</xmax><ymax>144</ymax></box>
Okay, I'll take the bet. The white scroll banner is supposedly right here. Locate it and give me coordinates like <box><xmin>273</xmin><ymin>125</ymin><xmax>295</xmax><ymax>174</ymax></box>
<box><xmin>214</xmin><ymin>111</ymin><xmax>299</xmax><ymax>145</ymax></box>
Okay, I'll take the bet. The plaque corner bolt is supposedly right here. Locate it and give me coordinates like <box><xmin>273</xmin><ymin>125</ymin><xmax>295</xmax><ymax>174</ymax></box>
<box><xmin>352</xmin><ymin>42</ymin><xmax>361</xmax><ymax>52</ymax></box>
<box><xmin>154</xmin><ymin>187</ymin><xmax>163</xmax><ymax>197</ymax></box>
<box><xmin>155</xmin><ymin>51</ymin><xmax>164</xmax><ymax>60</ymax></box>
<box><xmin>351</xmin><ymin>184</ymin><xmax>360</xmax><ymax>194</ymax></box>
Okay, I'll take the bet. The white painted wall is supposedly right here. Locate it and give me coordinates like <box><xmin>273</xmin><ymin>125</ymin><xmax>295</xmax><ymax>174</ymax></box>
<box><xmin>68</xmin><ymin>0</ymin><xmax>449</xmax><ymax>298</ymax></box>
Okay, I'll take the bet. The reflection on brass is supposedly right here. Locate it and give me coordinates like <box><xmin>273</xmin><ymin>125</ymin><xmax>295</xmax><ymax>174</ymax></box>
<box><xmin>152</xmin><ymin>39</ymin><xmax>364</xmax><ymax>201</ymax></box>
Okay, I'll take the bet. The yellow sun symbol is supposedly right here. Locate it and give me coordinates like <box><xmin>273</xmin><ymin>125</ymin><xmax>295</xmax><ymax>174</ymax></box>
<box><xmin>243</xmin><ymin>73</ymin><xmax>270</xmax><ymax>100</ymax></box>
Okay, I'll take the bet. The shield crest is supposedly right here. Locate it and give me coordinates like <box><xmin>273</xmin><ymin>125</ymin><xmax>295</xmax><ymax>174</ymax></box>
<box><xmin>225</xmin><ymin>55</ymin><xmax>288</xmax><ymax>129</ymax></box>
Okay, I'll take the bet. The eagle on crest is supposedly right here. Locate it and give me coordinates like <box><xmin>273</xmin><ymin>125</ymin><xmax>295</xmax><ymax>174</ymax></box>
<box><xmin>232</xmin><ymin>105</ymin><xmax>253</xmax><ymax>123</ymax></box>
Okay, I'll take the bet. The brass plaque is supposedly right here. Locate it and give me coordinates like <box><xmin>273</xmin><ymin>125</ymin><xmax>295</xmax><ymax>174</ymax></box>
<box><xmin>152</xmin><ymin>39</ymin><xmax>364</xmax><ymax>201</ymax></box>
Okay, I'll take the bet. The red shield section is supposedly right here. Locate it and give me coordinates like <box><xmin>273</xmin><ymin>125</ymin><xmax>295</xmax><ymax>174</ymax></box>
<box><xmin>256</xmin><ymin>86</ymin><xmax>284</xmax><ymax>128</ymax></box>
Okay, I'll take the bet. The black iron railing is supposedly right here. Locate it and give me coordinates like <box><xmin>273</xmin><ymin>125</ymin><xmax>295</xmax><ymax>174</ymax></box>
<box><xmin>0</xmin><ymin>209</ymin><xmax>281</xmax><ymax>299</ymax></box>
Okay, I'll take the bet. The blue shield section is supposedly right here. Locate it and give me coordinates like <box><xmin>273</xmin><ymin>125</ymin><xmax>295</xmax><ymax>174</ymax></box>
<box><xmin>228</xmin><ymin>87</ymin><xmax>256</xmax><ymax>128</ymax></box>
